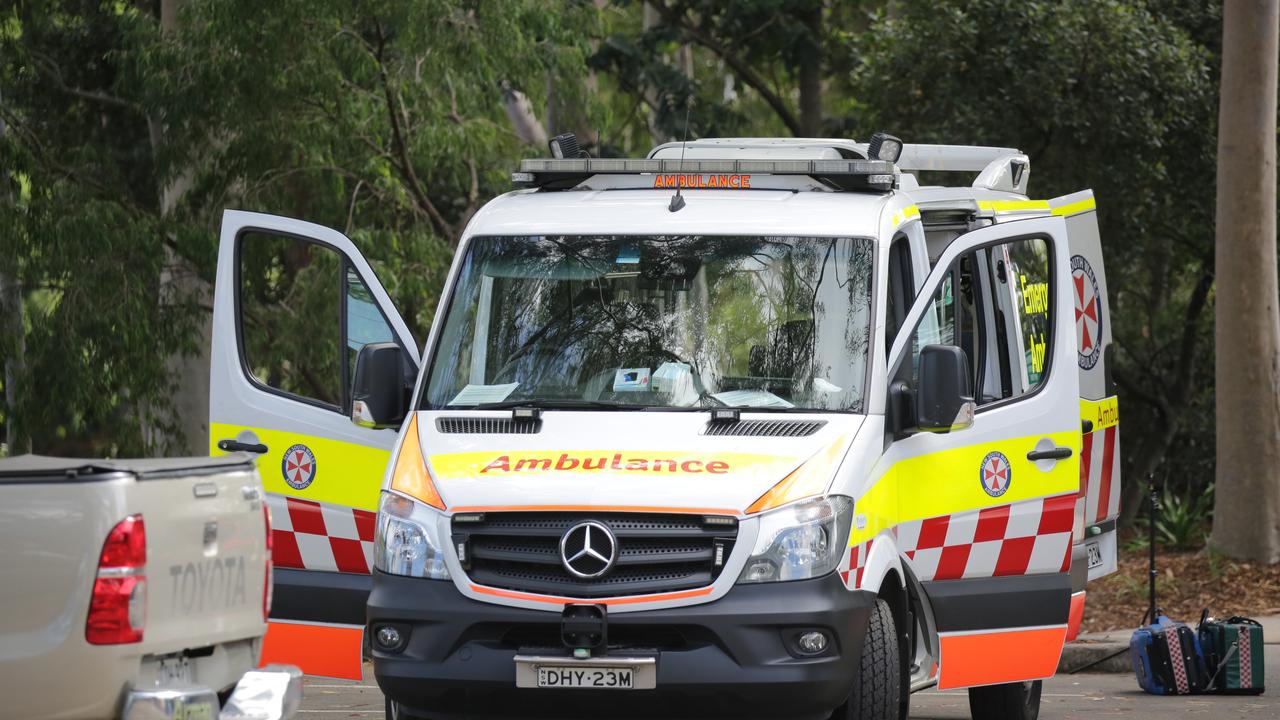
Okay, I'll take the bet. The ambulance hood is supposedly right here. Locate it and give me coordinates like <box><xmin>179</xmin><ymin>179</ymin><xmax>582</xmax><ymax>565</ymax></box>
<box><xmin>415</xmin><ymin>410</ymin><xmax>864</xmax><ymax>515</ymax></box>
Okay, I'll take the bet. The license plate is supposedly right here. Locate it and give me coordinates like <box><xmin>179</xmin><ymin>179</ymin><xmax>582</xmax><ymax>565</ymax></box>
<box><xmin>514</xmin><ymin>655</ymin><xmax>656</xmax><ymax>690</ymax></box>
<box><xmin>537</xmin><ymin>666</ymin><xmax>633</xmax><ymax>689</ymax></box>
<box><xmin>158</xmin><ymin>657</ymin><xmax>192</xmax><ymax>686</ymax></box>
<box><xmin>1086</xmin><ymin>541</ymin><xmax>1103</xmax><ymax>569</ymax></box>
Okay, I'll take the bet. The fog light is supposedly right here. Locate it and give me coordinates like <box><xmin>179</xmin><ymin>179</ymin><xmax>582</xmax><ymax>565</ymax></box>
<box><xmin>376</xmin><ymin>625</ymin><xmax>402</xmax><ymax>650</ymax></box>
<box><xmin>797</xmin><ymin>631</ymin><xmax>828</xmax><ymax>654</ymax></box>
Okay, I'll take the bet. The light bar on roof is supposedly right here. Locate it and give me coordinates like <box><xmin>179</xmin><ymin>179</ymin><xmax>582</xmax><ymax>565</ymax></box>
<box><xmin>513</xmin><ymin>158</ymin><xmax>897</xmax><ymax>193</ymax></box>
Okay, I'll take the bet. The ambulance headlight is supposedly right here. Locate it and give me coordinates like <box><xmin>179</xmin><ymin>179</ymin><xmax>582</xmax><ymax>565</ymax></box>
<box><xmin>738</xmin><ymin>495</ymin><xmax>854</xmax><ymax>584</ymax></box>
<box><xmin>374</xmin><ymin>491</ymin><xmax>450</xmax><ymax>579</ymax></box>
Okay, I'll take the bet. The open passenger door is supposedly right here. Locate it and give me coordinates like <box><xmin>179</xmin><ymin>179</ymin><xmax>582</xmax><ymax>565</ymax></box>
<box><xmin>873</xmin><ymin>215</ymin><xmax>1081</xmax><ymax>690</ymax></box>
<box><xmin>209</xmin><ymin>210</ymin><xmax>420</xmax><ymax>679</ymax></box>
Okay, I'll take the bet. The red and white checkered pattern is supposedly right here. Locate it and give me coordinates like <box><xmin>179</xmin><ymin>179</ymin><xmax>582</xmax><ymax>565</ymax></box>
<box><xmin>841</xmin><ymin>539</ymin><xmax>874</xmax><ymax>588</ymax></box>
<box><xmin>1239</xmin><ymin>627</ymin><xmax>1253</xmax><ymax>689</ymax></box>
<box><xmin>268</xmin><ymin>494</ymin><xmax>377</xmax><ymax>574</ymax></box>
<box><xmin>889</xmin><ymin>493</ymin><xmax>1075</xmax><ymax>583</ymax></box>
<box><xmin>1080</xmin><ymin>425</ymin><xmax>1121</xmax><ymax>524</ymax></box>
<box><xmin>1166</xmin><ymin>626</ymin><xmax>1191</xmax><ymax>693</ymax></box>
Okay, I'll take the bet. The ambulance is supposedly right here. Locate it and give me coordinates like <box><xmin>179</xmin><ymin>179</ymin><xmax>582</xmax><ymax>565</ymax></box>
<box><xmin>208</xmin><ymin>135</ymin><xmax>1122</xmax><ymax>720</ymax></box>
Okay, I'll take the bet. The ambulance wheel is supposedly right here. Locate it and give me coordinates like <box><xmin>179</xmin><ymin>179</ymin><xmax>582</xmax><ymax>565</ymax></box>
<box><xmin>967</xmin><ymin>680</ymin><xmax>1041</xmax><ymax>720</ymax></box>
<box><xmin>835</xmin><ymin>597</ymin><xmax>900</xmax><ymax>720</ymax></box>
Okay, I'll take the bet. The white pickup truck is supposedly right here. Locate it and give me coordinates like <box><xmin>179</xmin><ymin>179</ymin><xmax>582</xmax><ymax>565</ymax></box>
<box><xmin>0</xmin><ymin>454</ymin><xmax>300</xmax><ymax>720</ymax></box>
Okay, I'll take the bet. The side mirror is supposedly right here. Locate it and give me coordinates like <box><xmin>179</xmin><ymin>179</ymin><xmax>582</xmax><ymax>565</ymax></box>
<box><xmin>351</xmin><ymin>343</ymin><xmax>411</xmax><ymax>429</ymax></box>
<box><xmin>916</xmin><ymin>345</ymin><xmax>975</xmax><ymax>433</ymax></box>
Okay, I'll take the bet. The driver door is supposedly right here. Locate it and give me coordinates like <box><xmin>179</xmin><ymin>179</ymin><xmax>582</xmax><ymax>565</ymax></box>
<box><xmin>209</xmin><ymin>210</ymin><xmax>420</xmax><ymax>679</ymax></box>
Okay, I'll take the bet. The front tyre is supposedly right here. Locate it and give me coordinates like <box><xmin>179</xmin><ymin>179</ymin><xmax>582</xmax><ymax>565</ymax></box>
<box><xmin>837</xmin><ymin>598</ymin><xmax>900</xmax><ymax>720</ymax></box>
<box><xmin>967</xmin><ymin>680</ymin><xmax>1042</xmax><ymax>720</ymax></box>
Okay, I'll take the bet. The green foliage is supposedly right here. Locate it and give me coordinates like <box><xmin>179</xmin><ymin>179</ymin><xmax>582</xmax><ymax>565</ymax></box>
<box><xmin>0</xmin><ymin>0</ymin><xmax>198</xmax><ymax>455</ymax></box>
<box><xmin>147</xmin><ymin>0</ymin><xmax>599</xmax><ymax>337</ymax></box>
<box><xmin>590</xmin><ymin>0</ymin><xmax>876</xmax><ymax>151</ymax></box>
<box><xmin>1154</xmin><ymin>484</ymin><xmax>1214</xmax><ymax>550</ymax></box>
<box><xmin>0</xmin><ymin>0</ymin><xmax>598</xmax><ymax>455</ymax></box>
<box><xmin>845</xmin><ymin>0</ymin><xmax>1223</xmax><ymax>510</ymax></box>
<box><xmin>1126</xmin><ymin>484</ymin><xmax>1215</xmax><ymax>551</ymax></box>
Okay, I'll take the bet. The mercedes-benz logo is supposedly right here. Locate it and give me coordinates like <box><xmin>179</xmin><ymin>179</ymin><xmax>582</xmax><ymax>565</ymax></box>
<box><xmin>559</xmin><ymin>521</ymin><xmax>618</xmax><ymax>579</ymax></box>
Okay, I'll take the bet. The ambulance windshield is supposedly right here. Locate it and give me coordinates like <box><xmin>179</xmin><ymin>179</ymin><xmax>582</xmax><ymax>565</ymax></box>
<box><xmin>423</xmin><ymin>234</ymin><xmax>874</xmax><ymax>412</ymax></box>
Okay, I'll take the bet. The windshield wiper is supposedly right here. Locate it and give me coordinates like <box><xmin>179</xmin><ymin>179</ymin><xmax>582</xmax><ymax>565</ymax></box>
<box><xmin>467</xmin><ymin>398</ymin><xmax>636</xmax><ymax>411</ymax></box>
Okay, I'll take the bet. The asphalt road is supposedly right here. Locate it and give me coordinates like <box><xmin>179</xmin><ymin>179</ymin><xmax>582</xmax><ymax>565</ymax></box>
<box><xmin>299</xmin><ymin>645</ymin><xmax>1280</xmax><ymax>719</ymax></box>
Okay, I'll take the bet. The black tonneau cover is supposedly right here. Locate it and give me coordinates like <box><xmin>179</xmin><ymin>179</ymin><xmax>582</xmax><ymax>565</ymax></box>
<box><xmin>0</xmin><ymin>454</ymin><xmax>256</xmax><ymax>483</ymax></box>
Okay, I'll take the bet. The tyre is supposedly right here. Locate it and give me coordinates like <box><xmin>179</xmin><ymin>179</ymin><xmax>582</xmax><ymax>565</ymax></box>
<box><xmin>967</xmin><ymin>680</ymin><xmax>1042</xmax><ymax>720</ymax></box>
<box><xmin>836</xmin><ymin>598</ymin><xmax>901</xmax><ymax>720</ymax></box>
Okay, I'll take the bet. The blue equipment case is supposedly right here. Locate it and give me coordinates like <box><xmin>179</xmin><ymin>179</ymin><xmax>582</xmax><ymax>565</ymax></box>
<box><xmin>1130</xmin><ymin>615</ymin><xmax>1208</xmax><ymax>695</ymax></box>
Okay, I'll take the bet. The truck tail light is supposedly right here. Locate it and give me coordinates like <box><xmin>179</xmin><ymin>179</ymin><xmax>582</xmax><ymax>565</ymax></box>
<box><xmin>1073</xmin><ymin>496</ymin><xmax>1087</xmax><ymax>544</ymax></box>
<box><xmin>263</xmin><ymin>503</ymin><xmax>273</xmax><ymax>622</ymax></box>
<box><xmin>86</xmin><ymin>514</ymin><xmax>146</xmax><ymax>645</ymax></box>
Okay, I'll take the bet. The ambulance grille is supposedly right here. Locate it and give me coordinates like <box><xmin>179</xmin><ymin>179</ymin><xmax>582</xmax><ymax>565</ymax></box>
<box><xmin>455</xmin><ymin>512</ymin><xmax>738</xmax><ymax>599</ymax></box>
<box><xmin>702</xmin><ymin>419</ymin><xmax>826</xmax><ymax>437</ymax></box>
<box><xmin>436</xmin><ymin>417</ymin><xmax>542</xmax><ymax>434</ymax></box>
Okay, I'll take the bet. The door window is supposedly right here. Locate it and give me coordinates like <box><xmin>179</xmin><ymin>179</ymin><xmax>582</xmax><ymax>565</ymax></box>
<box><xmin>901</xmin><ymin>235</ymin><xmax>1053</xmax><ymax>411</ymax></box>
<box><xmin>345</xmin><ymin>266</ymin><xmax>396</xmax><ymax>384</ymax></box>
<box><xmin>238</xmin><ymin>232</ymin><xmax>398</xmax><ymax>411</ymax></box>
<box><xmin>884</xmin><ymin>234</ymin><xmax>915</xmax><ymax>355</ymax></box>
<box><xmin>908</xmin><ymin>260</ymin><xmax>979</xmax><ymax>393</ymax></box>
<box><xmin>239</xmin><ymin>232</ymin><xmax>343</xmax><ymax>408</ymax></box>
<box><xmin>985</xmin><ymin>238</ymin><xmax>1052</xmax><ymax>397</ymax></box>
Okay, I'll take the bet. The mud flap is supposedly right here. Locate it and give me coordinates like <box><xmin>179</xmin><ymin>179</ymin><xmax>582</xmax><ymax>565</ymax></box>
<box><xmin>260</xmin><ymin>620</ymin><xmax>365</xmax><ymax>680</ymax></box>
<box><xmin>937</xmin><ymin>626</ymin><xmax>1067</xmax><ymax>689</ymax></box>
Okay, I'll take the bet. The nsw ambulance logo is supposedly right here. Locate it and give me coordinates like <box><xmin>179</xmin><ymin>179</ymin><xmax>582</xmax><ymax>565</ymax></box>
<box><xmin>282</xmin><ymin>444</ymin><xmax>317</xmax><ymax>490</ymax></box>
<box><xmin>1071</xmin><ymin>255</ymin><xmax>1103</xmax><ymax>370</ymax></box>
<box><xmin>979</xmin><ymin>451</ymin><xmax>1011</xmax><ymax>498</ymax></box>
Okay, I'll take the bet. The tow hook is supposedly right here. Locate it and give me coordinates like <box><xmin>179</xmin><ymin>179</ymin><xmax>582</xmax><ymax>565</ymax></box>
<box><xmin>561</xmin><ymin>604</ymin><xmax>608</xmax><ymax>657</ymax></box>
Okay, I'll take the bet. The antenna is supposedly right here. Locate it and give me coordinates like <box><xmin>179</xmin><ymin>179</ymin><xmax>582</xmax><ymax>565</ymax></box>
<box><xmin>669</xmin><ymin>98</ymin><xmax>692</xmax><ymax>213</ymax></box>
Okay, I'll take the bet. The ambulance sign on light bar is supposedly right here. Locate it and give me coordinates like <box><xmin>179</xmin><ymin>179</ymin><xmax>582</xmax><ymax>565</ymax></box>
<box><xmin>653</xmin><ymin>174</ymin><xmax>751</xmax><ymax>189</ymax></box>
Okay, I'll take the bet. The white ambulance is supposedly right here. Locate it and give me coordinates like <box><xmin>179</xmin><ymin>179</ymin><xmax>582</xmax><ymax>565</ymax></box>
<box><xmin>209</xmin><ymin>135</ymin><xmax>1121</xmax><ymax>720</ymax></box>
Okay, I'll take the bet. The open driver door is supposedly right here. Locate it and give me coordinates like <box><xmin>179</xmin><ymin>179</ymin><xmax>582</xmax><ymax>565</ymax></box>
<box><xmin>209</xmin><ymin>210</ymin><xmax>420</xmax><ymax>679</ymax></box>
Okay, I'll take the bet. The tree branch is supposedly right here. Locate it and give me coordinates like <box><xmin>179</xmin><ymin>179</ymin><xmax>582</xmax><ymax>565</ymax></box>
<box><xmin>647</xmin><ymin>1</ymin><xmax>802</xmax><ymax>135</ymax></box>
<box><xmin>25</xmin><ymin>48</ymin><xmax>137</xmax><ymax>111</ymax></box>
<box><xmin>444</xmin><ymin>76</ymin><xmax>482</xmax><ymax>221</ymax></box>
<box><xmin>370</xmin><ymin>18</ymin><xmax>455</xmax><ymax>241</ymax></box>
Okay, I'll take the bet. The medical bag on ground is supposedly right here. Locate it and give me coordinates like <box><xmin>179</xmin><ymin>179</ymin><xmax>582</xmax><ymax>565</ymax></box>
<box><xmin>1130</xmin><ymin>615</ymin><xmax>1209</xmax><ymax>695</ymax></box>
<box><xmin>1198</xmin><ymin>612</ymin><xmax>1266</xmax><ymax>695</ymax></box>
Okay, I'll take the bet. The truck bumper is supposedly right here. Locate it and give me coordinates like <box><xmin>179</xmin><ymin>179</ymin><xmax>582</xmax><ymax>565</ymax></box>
<box><xmin>369</xmin><ymin>571</ymin><xmax>874</xmax><ymax>720</ymax></box>
<box><xmin>122</xmin><ymin>685</ymin><xmax>220</xmax><ymax>720</ymax></box>
<box><xmin>121</xmin><ymin>665</ymin><xmax>302</xmax><ymax>720</ymax></box>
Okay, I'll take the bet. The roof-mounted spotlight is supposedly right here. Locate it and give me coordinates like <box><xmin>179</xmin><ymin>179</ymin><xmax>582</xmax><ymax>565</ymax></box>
<box><xmin>548</xmin><ymin>132</ymin><xmax>582</xmax><ymax>160</ymax></box>
<box><xmin>867</xmin><ymin>132</ymin><xmax>903</xmax><ymax>164</ymax></box>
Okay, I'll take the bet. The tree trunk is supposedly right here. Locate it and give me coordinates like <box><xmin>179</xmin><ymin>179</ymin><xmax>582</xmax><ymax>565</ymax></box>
<box><xmin>0</xmin><ymin>270</ymin><xmax>25</xmax><ymax>456</ymax></box>
<box><xmin>1211</xmin><ymin>0</ymin><xmax>1280</xmax><ymax>562</ymax></box>
<box><xmin>148</xmin><ymin>0</ymin><xmax>213</xmax><ymax>457</ymax></box>
<box><xmin>797</xmin><ymin>5</ymin><xmax>823</xmax><ymax>136</ymax></box>
<box><xmin>0</xmin><ymin>88</ymin><xmax>27</xmax><ymax>456</ymax></box>
<box><xmin>501</xmin><ymin>84</ymin><xmax>548</xmax><ymax>147</ymax></box>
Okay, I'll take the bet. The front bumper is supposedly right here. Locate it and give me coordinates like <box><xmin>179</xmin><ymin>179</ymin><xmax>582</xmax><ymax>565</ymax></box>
<box><xmin>369</xmin><ymin>571</ymin><xmax>874</xmax><ymax>720</ymax></box>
